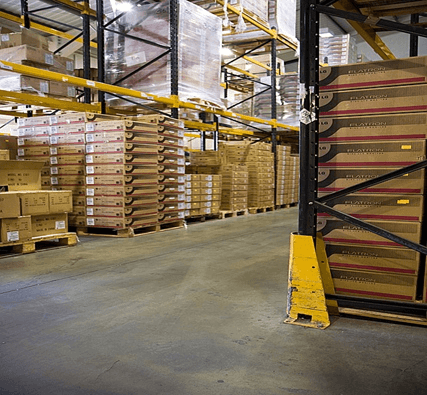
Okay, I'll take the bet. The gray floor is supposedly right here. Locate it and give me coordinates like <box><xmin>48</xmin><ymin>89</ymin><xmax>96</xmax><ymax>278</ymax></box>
<box><xmin>1</xmin><ymin>208</ymin><xmax>427</xmax><ymax>395</ymax></box>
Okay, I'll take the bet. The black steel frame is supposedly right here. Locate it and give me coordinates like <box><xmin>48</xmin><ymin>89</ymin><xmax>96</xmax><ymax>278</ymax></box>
<box><xmin>300</xmin><ymin>0</ymin><xmax>427</xmax><ymax>312</ymax></box>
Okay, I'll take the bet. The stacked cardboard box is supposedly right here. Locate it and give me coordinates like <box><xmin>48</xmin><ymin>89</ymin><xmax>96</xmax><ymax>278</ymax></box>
<box><xmin>220</xmin><ymin>141</ymin><xmax>274</xmax><ymax>208</ymax></box>
<box><xmin>319</xmin><ymin>33</ymin><xmax>357</xmax><ymax>66</ymax></box>
<box><xmin>17</xmin><ymin>113</ymin><xmax>92</xmax><ymax>225</ymax></box>
<box><xmin>0</xmin><ymin>160</ymin><xmax>72</xmax><ymax>244</ymax></box>
<box><xmin>276</xmin><ymin>145</ymin><xmax>291</xmax><ymax>205</ymax></box>
<box><xmin>290</xmin><ymin>154</ymin><xmax>299</xmax><ymax>204</ymax></box>
<box><xmin>184</xmin><ymin>174</ymin><xmax>222</xmax><ymax>217</ymax></box>
<box><xmin>0</xmin><ymin>40</ymin><xmax>75</xmax><ymax>98</ymax></box>
<box><xmin>318</xmin><ymin>56</ymin><xmax>427</xmax><ymax>302</ymax></box>
<box><xmin>219</xmin><ymin>164</ymin><xmax>249</xmax><ymax>211</ymax></box>
<box><xmin>142</xmin><ymin>115</ymin><xmax>186</xmax><ymax>225</ymax></box>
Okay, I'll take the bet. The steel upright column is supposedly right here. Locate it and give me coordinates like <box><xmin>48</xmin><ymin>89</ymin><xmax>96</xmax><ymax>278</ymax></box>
<box><xmin>410</xmin><ymin>14</ymin><xmax>419</xmax><ymax>57</ymax></box>
<box><xmin>299</xmin><ymin>0</ymin><xmax>319</xmax><ymax>237</ymax></box>
<box><xmin>213</xmin><ymin>115</ymin><xmax>219</xmax><ymax>151</ymax></box>
<box><xmin>170</xmin><ymin>0</ymin><xmax>179</xmax><ymax>119</ymax></box>
<box><xmin>96</xmin><ymin>0</ymin><xmax>105</xmax><ymax>112</ymax></box>
<box><xmin>271</xmin><ymin>30</ymin><xmax>278</xmax><ymax>206</ymax></box>
<box><xmin>83</xmin><ymin>0</ymin><xmax>91</xmax><ymax>104</ymax></box>
<box><xmin>21</xmin><ymin>0</ymin><xmax>30</xmax><ymax>28</ymax></box>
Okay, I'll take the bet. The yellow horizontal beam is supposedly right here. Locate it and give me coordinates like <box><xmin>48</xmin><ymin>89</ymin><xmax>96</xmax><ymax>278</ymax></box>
<box><xmin>184</xmin><ymin>133</ymin><xmax>200</xmax><ymax>138</ymax></box>
<box><xmin>243</xmin><ymin>55</ymin><xmax>271</xmax><ymax>71</ymax></box>
<box><xmin>334</xmin><ymin>0</ymin><xmax>395</xmax><ymax>60</ymax></box>
<box><xmin>223</xmin><ymin>64</ymin><xmax>258</xmax><ymax>79</ymax></box>
<box><xmin>0</xmin><ymin>89</ymin><xmax>100</xmax><ymax>114</ymax></box>
<box><xmin>0</xmin><ymin>11</ymin><xmax>97</xmax><ymax>49</ymax></box>
<box><xmin>44</xmin><ymin>0</ymin><xmax>97</xmax><ymax>17</ymax></box>
<box><xmin>215</xmin><ymin>0</ymin><xmax>297</xmax><ymax>50</ymax></box>
<box><xmin>0</xmin><ymin>61</ymin><xmax>299</xmax><ymax>132</ymax></box>
<box><xmin>184</xmin><ymin>120</ymin><xmax>258</xmax><ymax>137</ymax></box>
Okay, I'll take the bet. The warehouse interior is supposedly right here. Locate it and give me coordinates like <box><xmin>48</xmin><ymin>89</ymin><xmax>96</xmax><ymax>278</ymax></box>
<box><xmin>2</xmin><ymin>0</ymin><xmax>427</xmax><ymax>394</ymax></box>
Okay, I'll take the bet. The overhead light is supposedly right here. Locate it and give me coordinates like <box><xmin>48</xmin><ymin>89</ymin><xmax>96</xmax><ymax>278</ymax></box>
<box><xmin>116</xmin><ymin>1</ymin><xmax>133</xmax><ymax>12</ymax></box>
<box><xmin>221</xmin><ymin>47</ymin><xmax>234</xmax><ymax>56</ymax></box>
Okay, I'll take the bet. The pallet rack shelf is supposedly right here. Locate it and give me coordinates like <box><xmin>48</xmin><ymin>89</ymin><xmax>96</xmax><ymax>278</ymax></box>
<box><xmin>292</xmin><ymin>0</ymin><xmax>427</xmax><ymax>327</ymax></box>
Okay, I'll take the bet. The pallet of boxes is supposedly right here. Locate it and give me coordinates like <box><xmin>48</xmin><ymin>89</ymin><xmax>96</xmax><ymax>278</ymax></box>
<box><xmin>188</xmin><ymin>149</ymin><xmax>249</xmax><ymax>219</ymax></box>
<box><xmin>0</xmin><ymin>28</ymin><xmax>76</xmax><ymax>99</ymax></box>
<box><xmin>16</xmin><ymin>112</ymin><xmax>185</xmax><ymax>237</ymax></box>
<box><xmin>0</xmin><ymin>157</ymin><xmax>77</xmax><ymax>256</ymax></box>
<box><xmin>220</xmin><ymin>141</ymin><xmax>274</xmax><ymax>214</ymax></box>
<box><xmin>318</xmin><ymin>55</ymin><xmax>427</xmax><ymax>303</ymax></box>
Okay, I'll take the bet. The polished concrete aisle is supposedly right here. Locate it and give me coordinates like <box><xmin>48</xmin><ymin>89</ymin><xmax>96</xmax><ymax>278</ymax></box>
<box><xmin>1</xmin><ymin>208</ymin><xmax>427</xmax><ymax>395</ymax></box>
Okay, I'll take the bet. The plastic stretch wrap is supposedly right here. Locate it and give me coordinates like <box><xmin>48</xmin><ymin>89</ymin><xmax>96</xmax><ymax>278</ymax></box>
<box><xmin>105</xmin><ymin>0</ymin><xmax>222</xmax><ymax>107</ymax></box>
<box><xmin>320</xmin><ymin>34</ymin><xmax>357</xmax><ymax>66</ymax></box>
<box><xmin>229</xmin><ymin>0</ymin><xmax>269</xmax><ymax>22</ymax></box>
<box><xmin>253</xmin><ymin>74</ymin><xmax>299</xmax><ymax>127</ymax></box>
<box><xmin>268</xmin><ymin>0</ymin><xmax>297</xmax><ymax>43</ymax></box>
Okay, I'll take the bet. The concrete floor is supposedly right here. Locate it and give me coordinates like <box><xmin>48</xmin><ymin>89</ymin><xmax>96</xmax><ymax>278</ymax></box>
<box><xmin>1</xmin><ymin>208</ymin><xmax>427</xmax><ymax>395</ymax></box>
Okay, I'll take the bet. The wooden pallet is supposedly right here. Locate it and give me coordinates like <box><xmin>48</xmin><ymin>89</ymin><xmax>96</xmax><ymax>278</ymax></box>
<box><xmin>248</xmin><ymin>206</ymin><xmax>275</xmax><ymax>214</ymax></box>
<box><xmin>185</xmin><ymin>214</ymin><xmax>221</xmax><ymax>224</ymax></box>
<box><xmin>275</xmin><ymin>203</ymin><xmax>298</xmax><ymax>210</ymax></box>
<box><xmin>0</xmin><ymin>232</ymin><xmax>78</xmax><ymax>258</ymax></box>
<box><xmin>219</xmin><ymin>209</ymin><xmax>248</xmax><ymax>219</ymax></box>
<box><xmin>73</xmin><ymin>220</ymin><xmax>184</xmax><ymax>238</ymax></box>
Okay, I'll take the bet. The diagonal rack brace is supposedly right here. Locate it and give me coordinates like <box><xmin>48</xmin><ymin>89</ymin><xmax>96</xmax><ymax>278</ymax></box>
<box><xmin>318</xmin><ymin>160</ymin><xmax>427</xmax><ymax>203</ymax></box>
<box><xmin>315</xmin><ymin>202</ymin><xmax>427</xmax><ymax>255</ymax></box>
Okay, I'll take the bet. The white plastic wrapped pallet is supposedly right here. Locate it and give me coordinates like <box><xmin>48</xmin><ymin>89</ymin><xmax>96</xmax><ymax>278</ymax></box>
<box><xmin>268</xmin><ymin>0</ymin><xmax>297</xmax><ymax>43</ymax></box>
<box><xmin>105</xmin><ymin>0</ymin><xmax>223</xmax><ymax>107</ymax></box>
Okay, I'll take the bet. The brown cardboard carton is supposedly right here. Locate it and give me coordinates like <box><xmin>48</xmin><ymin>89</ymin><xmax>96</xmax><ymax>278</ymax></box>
<box><xmin>317</xmin><ymin>216</ymin><xmax>422</xmax><ymax>247</ymax></box>
<box><xmin>0</xmin><ymin>160</ymin><xmax>44</xmax><ymax>190</ymax></box>
<box><xmin>0</xmin><ymin>192</ymin><xmax>21</xmax><ymax>218</ymax></box>
<box><xmin>0</xmin><ymin>216</ymin><xmax>32</xmax><ymax>243</ymax></box>
<box><xmin>85</xmin><ymin>215</ymin><xmax>158</xmax><ymax>229</ymax></box>
<box><xmin>31</xmin><ymin>213</ymin><xmax>68</xmax><ymax>237</ymax></box>
<box><xmin>0</xmin><ymin>30</ymin><xmax>49</xmax><ymax>50</ymax></box>
<box><xmin>319</xmin><ymin>113</ymin><xmax>427</xmax><ymax>142</ymax></box>
<box><xmin>0</xmin><ymin>150</ymin><xmax>9</xmax><ymax>160</ymax></box>
<box><xmin>319</xmin><ymin>56</ymin><xmax>427</xmax><ymax>91</ymax></box>
<box><xmin>49</xmin><ymin>191</ymin><xmax>73</xmax><ymax>213</ymax></box>
<box><xmin>18</xmin><ymin>146</ymin><xmax>50</xmax><ymax>157</ymax></box>
<box><xmin>318</xmin><ymin>194</ymin><xmax>424</xmax><ymax>222</ymax></box>
<box><xmin>0</xmin><ymin>136</ymin><xmax>17</xmax><ymax>159</ymax></box>
<box><xmin>318</xmin><ymin>168</ymin><xmax>425</xmax><ymax>194</ymax></box>
<box><xmin>319</xmin><ymin>140</ymin><xmax>425</xmax><ymax>167</ymax></box>
<box><xmin>331</xmin><ymin>268</ymin><xmax>417</xmax><ymax>301</ymax></box>
<box><xmin>50</xmin><ymin>155</ymin><xmax>85</xmax><ymax>165</ymax></box>
<box><xmin>325</xmin><ymin>243</ymin><xmax>420</xmax><ymax>275</ymax></box>
<box><xmin>18</xmin><ymin>191</ymin><xmax>49</xmax><ymax>215</ymax></box>
<box><xmin>320</xmin><ymin>84</ymin><xmax>427</xmax><ymax>117</ymax></box>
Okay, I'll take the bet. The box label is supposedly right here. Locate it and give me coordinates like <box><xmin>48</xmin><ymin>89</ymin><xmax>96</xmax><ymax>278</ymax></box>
<box><xmin>86</xmin><ymin>166</ymin><xmax>95</xmax><ymax>174</ymax></box>
<box><xmin>86</xmin><ymin>208</ymin><xmax>94</xmax><ymax>216</ymax></box>
<box><xmin>86</xmin><ymin>176</ymin><xmax>94</xmax><ymax>185</ymax></box>
<box><xmin>50</xmin><ymin>156</ymin><xmax>58</xmax><ymax>165</ymax></box>
<box><xmin>7</xmin><ymin>231</ymin><xmax>19</xmax><ymax>242</ymax></box>
<box><xmin>55</xmin><ymin>221</ymin><xmax>66</xmax><ymax>230</ymax></box>
<box><xmin>44</xmin><ymin>53</ymin><xmax>54</xmax><ymax>65</ymax></box>
<box><xmin>87</xmin><ymin>218</ymin><xmax>95</xmax><ymax>226</ymax></box>
<box><xmin>86</xmin><ymin>188</ymin><xmax>95</xmax><ymax>196</ymax></box>
<box><xmin>86</xmin><ymin>197</ymin><xmax>94</xmax><ymax>205</ymax></box>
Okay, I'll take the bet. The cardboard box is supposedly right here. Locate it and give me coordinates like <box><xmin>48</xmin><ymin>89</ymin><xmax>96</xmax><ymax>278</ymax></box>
<box><xmin>0</xmin><ymin>30</ymin><xmax>49</xmax><ymax>50</ymax></box>
<box><xmin>31</xmin><ymin>213</ymin><xmax>68</xmax><ymax>237</ymax></box>
<box><xmin>50</xmin><ymin>165</ymin><xmax>85</xmax><ymax>176</ymax></box>
<box><xmin>49</xmin><ymin>190</ymin><xmax>73</xmax><ymax>213</ymax></box>
<box><xmin>318</xmin><ymin>167</ymin><xmax>425</xmax><ymax>194</ymax></box>
<box><xmin>325</xmin><ymin>243</ymin><xmax>420</xmax><ymax>275</ymax></box>
<box><xmin>319</xmin><ymin>56</ymin><xmax>427</xmax><ymax>91</ymax></box>
<box><xmin>319</xmin><ymin>140</ymin><xmax>426</xmax><ymax>167</ymax></box>
<box><xmin>50</xmin><ymin>145</ymin><xmax>85</xmax><ymax>155</ymax></box>
<box><xmin>0</xmin><ymin>160</ymin><xmax>44</xmax><ymax>191</ymax></box>
<box><xmin>317</xmin><ymin>217</ymin><xmax>422</xmax><ymax>247</ymax></box>
<box><xmin>50</xmin><ymin>155</ymin><xmax>85</xmax><ymax>165</ymax></box>
<box><xmin>0</xmin><ymin>150</ymin><xmax>10</xmax><ymax>160</ymax></box>
<box><xmin>84</xmin><ymin>215</ymin><xmax>158</xmax><ymax>229</ymax></box>
<box><xmin>320</xmin><ymin>84</ymin><xmax>427</xmax><ymax>117</ymax></box>
<box><xmin>18</xmin><ymin>146</ymin><xmax>50</xmax><ymax>157</ymax></box>
<box><xmin>18</xmin><ymin>191</ymin><xmax>49</xmax><ymax>215</ymax></box>
<box><xmin>319</xmin><ymin>113</ymin><xmax>427</xmax><ymax>142</ymax></box>
<box><xmin>0</xmin><ymin>136</ymin><xmax>17</xmax><ymax>159</ymax></box>
<box><xmin>331</xmin><ymin>268</ymin><xmax>417</xmax><ymax>301</ymax></box>
<box><xmin>318</xmin><ymin>194</ymin><xmax>424</xmax><ymax>221</ymax></box>
<box><xmin>0</xmin><ymin>216</ymin><xmax>32</xmax><ymax>243</ymax></box>
<box><xmin>0</xmin><ymin>192</ymin><xmax>21</xmax><ymax>218</ymax></box>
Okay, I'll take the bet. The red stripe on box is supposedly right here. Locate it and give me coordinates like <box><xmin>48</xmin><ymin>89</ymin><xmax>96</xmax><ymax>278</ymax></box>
<box><xmin>317</xmin><ymin>213</ymin><xmax>419</xmax><ymax>221</ymax></box>
<box><xmin>319</xmin><ymin>162</ymin><xmax>416</xmax><ymax>167</ymax></box>
<box><xmin>319</xmin><ymin>135</ymin><xmax>426</xmax><ymax>142</ymax></box>
<box><xmin>320</xmin><ymin>77</ymin><xmax>426</xmax><ymax>91</ymax></box>
<box><xmin>329</xmin><ymin>262</ymin><xmax>416</xmax><ymax>275</ymax></box>
<box><xmin>320</xmin><ymin>105</ymin><xmax>427</xmax><ymax>116</ymax></box>
<box><xmin>324</xmin><ymin>237</ymin><xmax>399</xmax><ymax>247</ymax></box>
<box><xmin>335</xmin><ymin>287</ymin><xmax>413</xmax><ymax>300</ymax></box>
<box><xmin>319</xmin><ymin>188</ymin><xmax>421</xmax><ymax>193</ymax></box>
